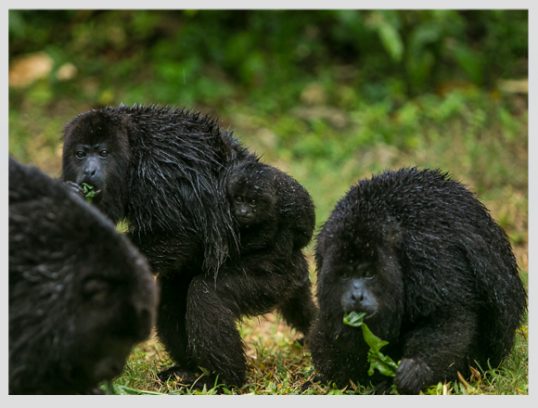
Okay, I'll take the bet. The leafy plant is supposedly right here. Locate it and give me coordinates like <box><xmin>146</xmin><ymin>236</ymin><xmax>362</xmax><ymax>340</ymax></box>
<box><xmin>343</xmin><ymin>311</ymin><xmax>399</xmax><ymax>377</ymax></box>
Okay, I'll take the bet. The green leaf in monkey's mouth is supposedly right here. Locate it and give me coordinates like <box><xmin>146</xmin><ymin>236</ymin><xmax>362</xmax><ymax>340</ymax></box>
<box><xmin>81</xmin><ymin>182</ymin><xmax>101</xmax><ymax>203</ymax></box>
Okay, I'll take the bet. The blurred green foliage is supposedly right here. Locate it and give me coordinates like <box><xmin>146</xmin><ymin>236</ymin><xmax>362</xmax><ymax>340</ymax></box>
<box><xmin>8</xmin><ymin>9</ymin><xmax>528</xmax><ymax>232</ymax></box>
<box><xmin>9</xmin><ymin>10</ymin><xmax>527</xmax><ymax>107</ymax></box>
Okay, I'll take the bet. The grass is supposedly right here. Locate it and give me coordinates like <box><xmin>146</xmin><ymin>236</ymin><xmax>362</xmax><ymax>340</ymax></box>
<box><xmin>9</xmin><ymin>78</ymin><xmax>528</xmax><ymax>395</ymax></box>
<box><xmin>109</xmin><ymin>294</ymin><xmax>528</xmax><ymax>395</ymax></box>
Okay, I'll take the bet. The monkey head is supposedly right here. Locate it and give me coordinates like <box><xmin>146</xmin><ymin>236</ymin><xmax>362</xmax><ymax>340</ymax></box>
<box><xmin>62</xmin><ymin>110</ymin><xmax>130</xmax><ymax>222</ymax></box>
<box><xmin>225</xmin><ymin>161</ymin><xmax>278</xmax><ymax>227</ymax></box>
<box><xmin>316</xmin><ymin>213</ymin><xmax>405</xmax><ymax>342</ymax></box>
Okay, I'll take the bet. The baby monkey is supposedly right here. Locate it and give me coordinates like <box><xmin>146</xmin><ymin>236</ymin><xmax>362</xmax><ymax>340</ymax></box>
<box><xmin>218</xmin><ymin>158</ymin><xmax>317</xmax><ymax>350</ymax></box>
<box><xmin>224</xmin><ymin>160</ymin><xmax>314</xmax><ymax>255</ymax></box>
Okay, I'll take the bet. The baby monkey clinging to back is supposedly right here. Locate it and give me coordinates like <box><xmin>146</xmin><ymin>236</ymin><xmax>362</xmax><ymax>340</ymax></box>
<box><xmin>225</xmin><ymin>159</ymin><xmax>314</xmax><ymax>254</ymax></box>
<box><xmin>220</xmin><ymin>159</ymin><xmax>317</xmax><ymax>336</ymax></box>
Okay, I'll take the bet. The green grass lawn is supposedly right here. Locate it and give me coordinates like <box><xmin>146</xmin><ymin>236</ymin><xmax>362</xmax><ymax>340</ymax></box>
<box><xmin>109</xmin><ymin>255</ymin><xmax>527</xmax><ymax>395</ymax></box>
<box><xmin>110</xmin><ymin>308</ymin><xmax>528</xmax><ymax>395</ymax></box>
<box><xmin>10</xmin><ymin>87</ymin><xmax>528</xmax><ymax>395</ymax></box>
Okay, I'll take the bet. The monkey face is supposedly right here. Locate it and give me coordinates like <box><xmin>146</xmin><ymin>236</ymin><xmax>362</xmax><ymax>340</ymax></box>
<box><xmin>62</xmin><ymin>111</ymin><xmax>131</xmax><ymax>224</ymax></box>
<box><xmin>65</xmin><ymin>232</ymin><xmax>157</xmax><ymax>388</ymax></box>
<box><xmin>340</xmin><ymin>269</ymin><xmax>379</xmax><ymax>316</ymax></box>
<box><xmin>226</xmin><ymin>165</ymin><xmax>277</xmax><ymax>227</ymax></box>
<box><xmin>317</xmin><ymin>236</ymin><xmax>404</xmax><ymax>341</ymax></box>
<box><xmin>230</xmin><ymin>191</ymin><xmax>276</xmax><ymax>226</ymax></box>
<box><xmin>69</xmin><ymin>143</ymin><xmax>108</xmax><ymax>193</ymax></box>
<box><xmin>232</xmin><ymin>197</ymin><xmax>257</xmax><ymax>224</ymax></box>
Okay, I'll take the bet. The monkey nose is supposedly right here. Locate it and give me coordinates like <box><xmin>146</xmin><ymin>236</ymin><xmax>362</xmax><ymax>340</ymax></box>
<box><xmin>341</xmin><ymin>278</ymin><xmax>378</xmax><ymax>314</ymax></box>
<box><xmin>350</xmin><ymin>288</ymin><xmax>365</xmax><ymax>302</ymax></box>
<box><xmin>84</xmin><ymin>166</ymin><xmax>97</xmax><ymax>177</ymax></box>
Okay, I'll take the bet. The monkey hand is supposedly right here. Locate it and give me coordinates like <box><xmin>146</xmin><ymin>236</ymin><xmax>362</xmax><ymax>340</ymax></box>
<box><xmin>64</xmin><ymin>180</ymin><xmax>84</xmax><ymax>198</ymax></box>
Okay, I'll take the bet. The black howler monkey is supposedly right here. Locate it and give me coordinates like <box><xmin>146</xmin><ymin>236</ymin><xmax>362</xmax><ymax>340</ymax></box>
<box><xmin>9</xmin><ymin>157</ymin><xmax>157</xmax><ymax>394</ymax></box>
<box><xmin>62</xmin><ymin>105</ymin><xmax>317</xmax><ymax>387</ymax></box>
<box><xmin>309</xmin><ymin>168</ymin><xmax>526</xmax><ymax>394</ymax></box>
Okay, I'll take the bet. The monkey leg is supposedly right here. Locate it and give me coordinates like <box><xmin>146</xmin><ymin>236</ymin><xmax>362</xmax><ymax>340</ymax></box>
<box><xmin>277</xmin><ymin>254</ymin><xmax>317</xmax><ymax>336</ymax></box>
<box><xmin>185</xmin><ymin>274</ymin><xmax>247</xmax><ymax>387</ymax></box>
<box><xmin>156</xmin><ymin>272</ymin><xmax>197</xmax><ymax>380</ymax></box>
<box><xmin>216</xmin><ymin>252</ymin><xmax>300</xmax><ymax>316</ymax></box>
<box><xmin>182</xmin><ymin>252</ymin><xmax>316</xmax><ymax>386</ymax></box>
<box><xmin>395</xmin><ymin>311</ymin><xmax>478</xmax><ymax>394</ymax></box>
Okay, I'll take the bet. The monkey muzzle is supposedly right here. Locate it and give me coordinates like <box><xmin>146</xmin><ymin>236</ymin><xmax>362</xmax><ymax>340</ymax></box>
<box><xmin>341</xmin><ymin>278</ymin><xmax>379</xmax><ymax>316</ymax></box>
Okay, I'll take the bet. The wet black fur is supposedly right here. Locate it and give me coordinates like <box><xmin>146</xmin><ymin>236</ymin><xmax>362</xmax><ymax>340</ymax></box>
<box><xmin>62</xmin><ymin>105</ymin><xmax>251</xmax><ymax>275</ymax></box>
<box><xmin>177</xmin><ymin>159</ymin><xmax>318</xmax><ymax>385</ymax></box>
<box><xmin>61</xmin><ymin>106</ymin><xmax>316</xmax><ymax>387</ymax></box>
<box><xmin>9</xmin><ymin>158</ymin><xmax>157</xmax><ymax>394</ymax></box>
<box><xmin>309</xmin><ymin>168</ymin><xmax>526</xmax><ymax>394</ymax></box>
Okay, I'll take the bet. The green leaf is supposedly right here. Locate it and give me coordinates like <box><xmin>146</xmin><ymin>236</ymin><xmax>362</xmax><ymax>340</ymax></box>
<box><xmin>366</xmin><ymin>11</ymin><xmax>404</xmax><ymax>63</ymax></box>
<box><xmin>116</xmin><ymin>219</ymin><xmax>130</xmax><ymax>233</ymax></box>
<box><xmin>451</xmin><ymin>43</ymin><xmax>484</xmax><ymax>84</ymax></box>
<box><xmin>342</xmin><ymin>311</ymin><xmax>367</xmax><ymax>328</ymax></box>
<box><xmin>360</xmin><ymin>321</ymin><xmax>389</xmax><ymax>352</ymax></box>
<box><xmin>367</xmin><ymin>349</ymin><xmax>398</xmax><ymax>377</ymax></box>
<box><xmin>343</xmin><ymin>312</ymin><xmax>399</xmax><ymax>378</ymax></box>
<box><xmin>81</xmin><ymin>182</ymin><xmax>97</xmax><ymax>203</ymax></box>
<box><xmin>378</xmin><ymin>23</ymin><xmax>404</xmax><ymax>62</ymax></box>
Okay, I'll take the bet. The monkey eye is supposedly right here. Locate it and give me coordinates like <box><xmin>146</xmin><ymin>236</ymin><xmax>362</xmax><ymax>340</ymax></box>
<box><xmin>339</xmin><ymin>265</ymin><xmax>355</xmax><ymax>280</ymax></box>
<box><xmin>75</xmin><ymin>151</ymin><xmax>86</xmax><ymax>159</ymax></box>
<box><xmin>356</xmin><ymin>261</ymin><xmax>371</xmax><ymax>268</ymax></box>
<box><xmin>99</xmin><ymin>150</ymin><xmax>109</xmax><ymax>158</ymax></box>
<box><xmin>82</xmin><ymin>278</ymin><xmax>111</xmax><ymax>304</ymax></box>
<box><xmin>357</xmin><ymin>262</ymin><xmax>375</xmax><ymax>278</ymax></box>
